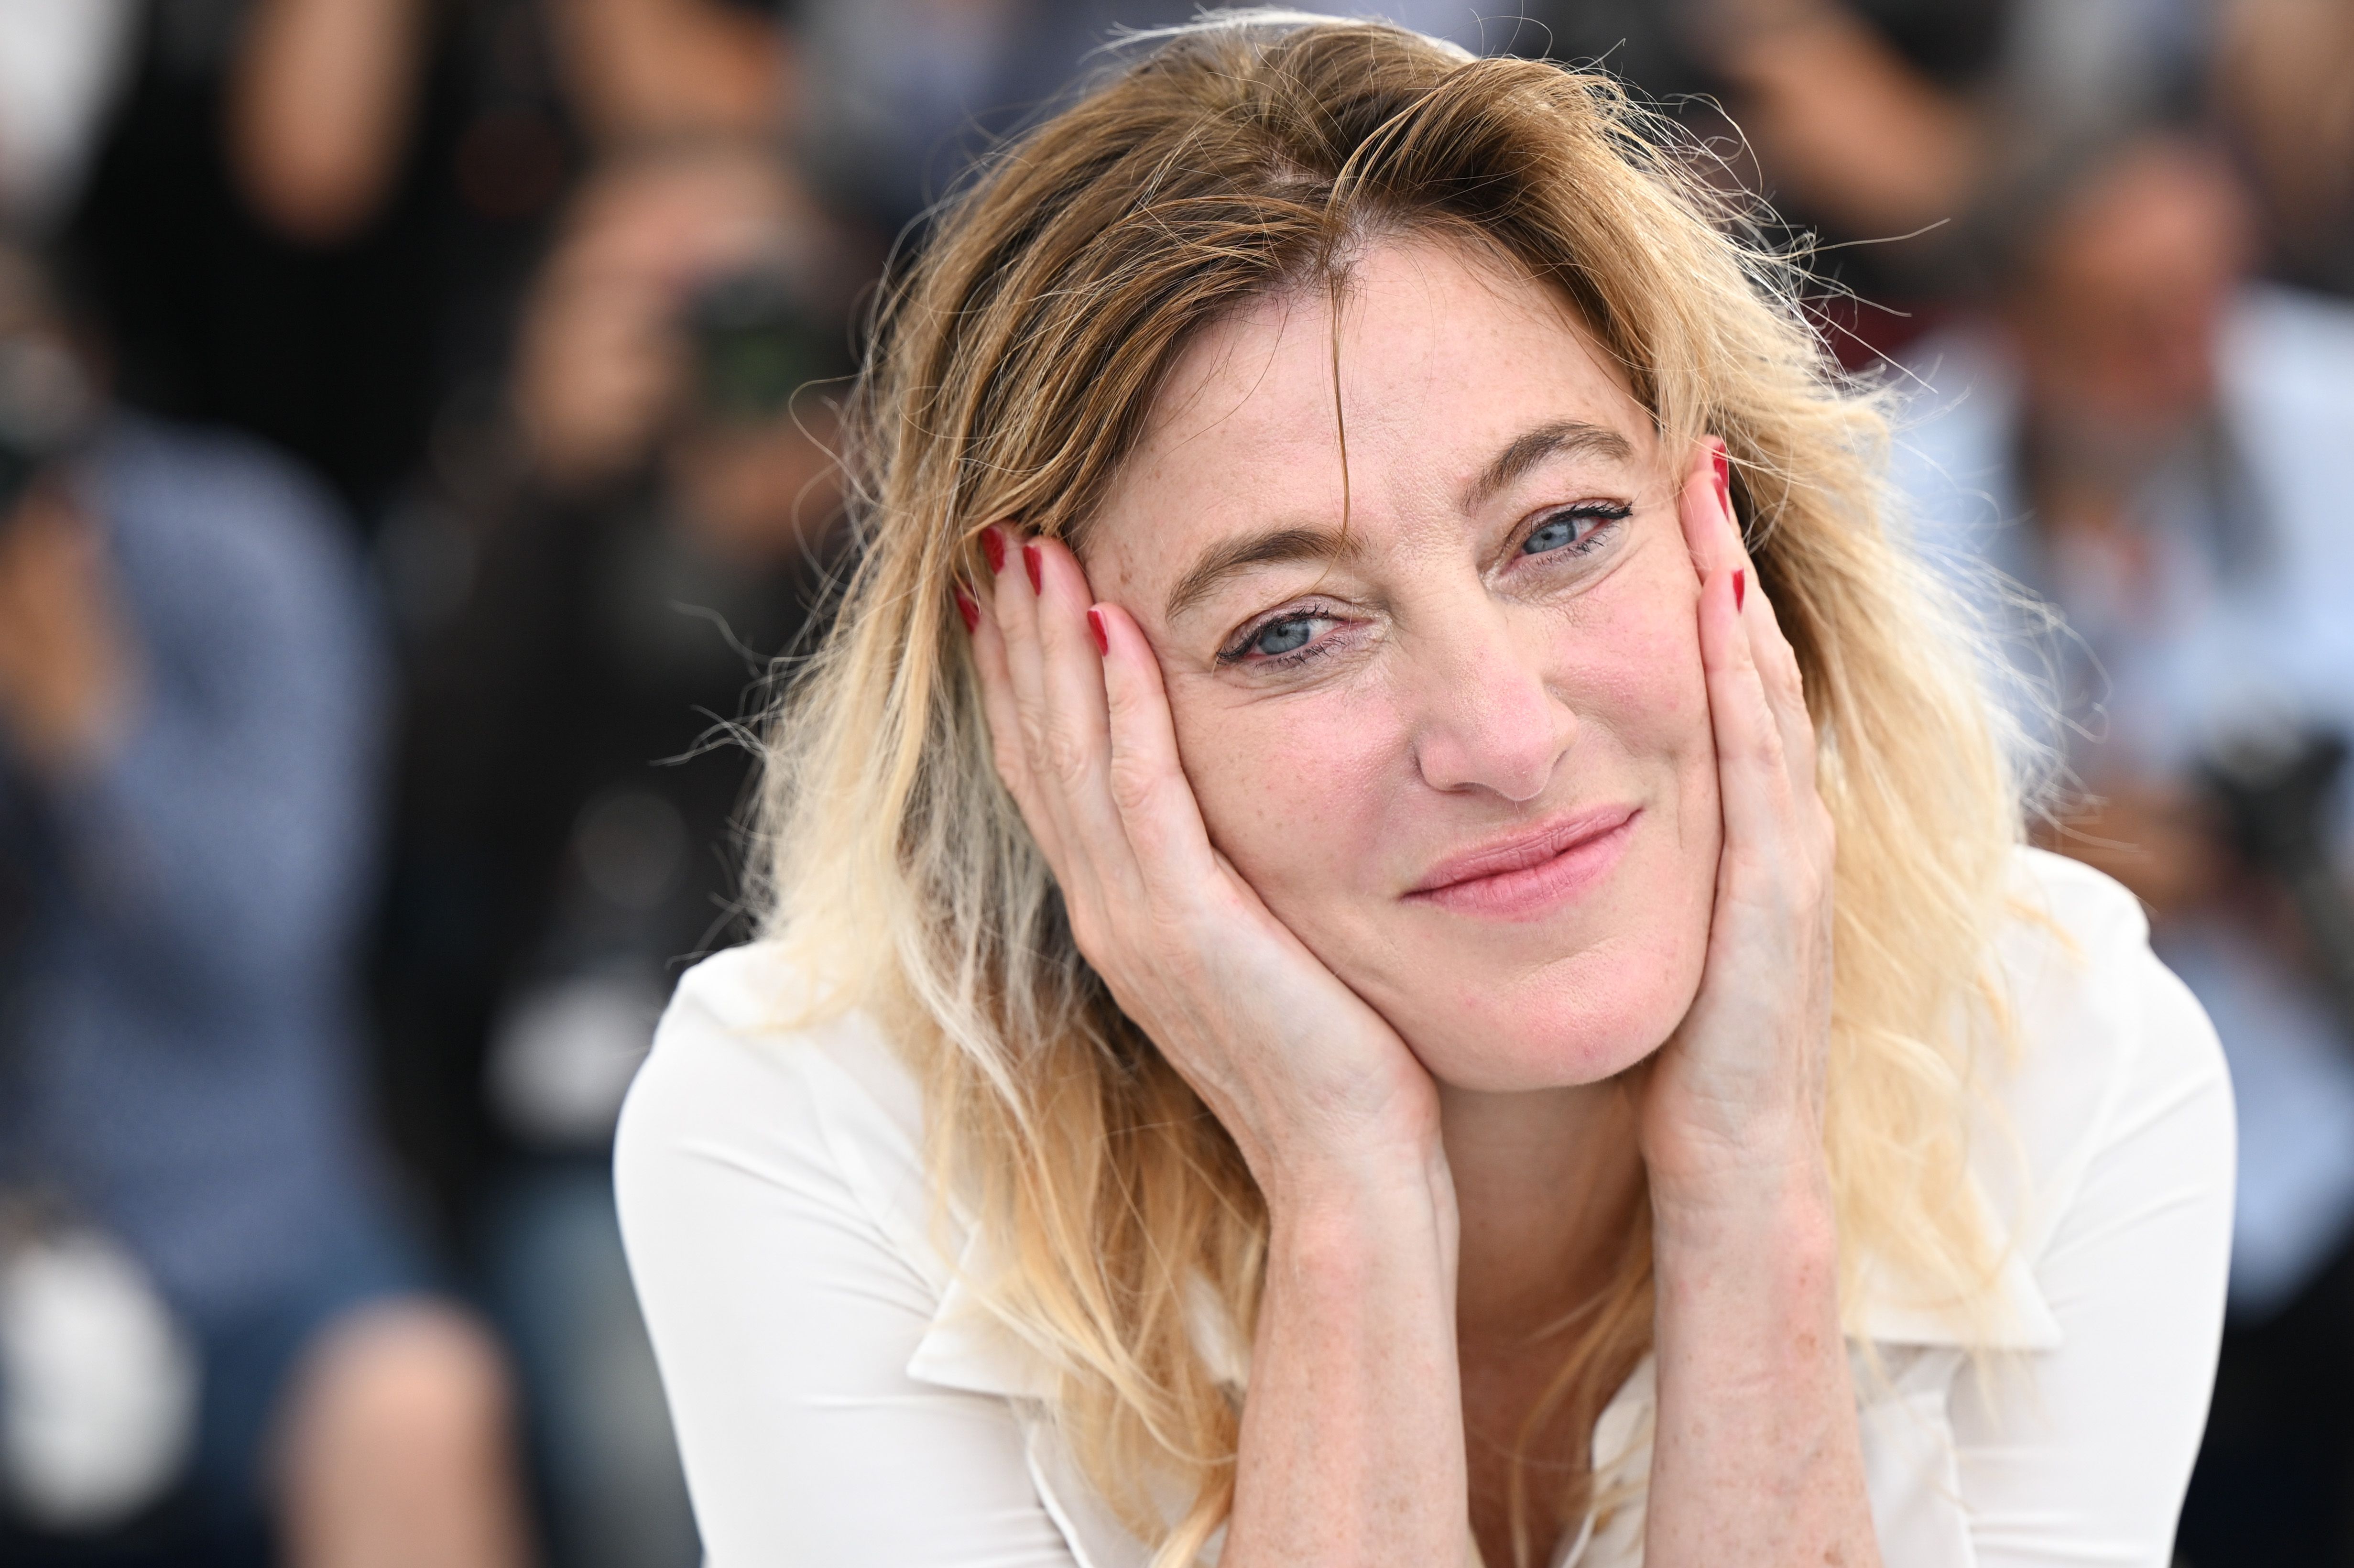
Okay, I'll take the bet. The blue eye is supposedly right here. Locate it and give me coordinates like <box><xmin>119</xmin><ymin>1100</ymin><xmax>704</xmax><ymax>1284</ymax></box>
<box><xmin>1219</xmin><ymin>608</ymin><xmax>1345</xmax><ymax>667</ymax></box>
<box><xmin>1521</xmin><ymin>502</ymin><xmax>1630</xmax><ymax>557</ymax></box>
<box><xmin>1251</xmin><ymin>617</ymin><xmax>1317</xmax><ymax>656</ymax></box>
<box><xmin>1523</xmin><ymin>517</ymin><xmax>1579</xmax><ymax>555</ymax></box>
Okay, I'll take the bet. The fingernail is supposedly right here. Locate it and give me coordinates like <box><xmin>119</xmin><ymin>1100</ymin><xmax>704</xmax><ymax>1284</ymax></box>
<box><xmin>1086</xmin><ymin>606</ymin><xmax>1109</xmax><ymax>655</ymax></box>
<box><xmin>981</xmin><ymin>527</ymin><xmax>1006</xmax><ymax>574</ymax></box>
<box><xmin>1712</xmin><ymin>444</ymin><xmax>1730</xmax><ymax>510</ymax></box>
<box><xmin>955</xmin><ymin>589</ymin><xmax>980</xmax><ymax>633</ymax></box>
<box><xmin>1733</xmin><ymin>567</ymin><xmax>1747</xmax><ymax>611</ymax></box>
<box><xmin>1022</xmin><ymin>541</ymin><xmax>1043</xmax><ymax>594</ymax></box>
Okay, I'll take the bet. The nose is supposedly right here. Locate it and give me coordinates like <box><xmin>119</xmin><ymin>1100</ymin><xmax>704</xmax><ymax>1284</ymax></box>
<box><xmin>1407</xmin><ymin>603</ymin><xmax>1577</xmax><ymax>803</ymax></box>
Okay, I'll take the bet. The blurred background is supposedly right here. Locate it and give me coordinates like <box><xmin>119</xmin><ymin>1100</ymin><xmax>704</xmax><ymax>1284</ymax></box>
<box><xmin>0</xmin><ymin>1</ymin><xmax>2347</xmax><ymax>1565</ymax></box>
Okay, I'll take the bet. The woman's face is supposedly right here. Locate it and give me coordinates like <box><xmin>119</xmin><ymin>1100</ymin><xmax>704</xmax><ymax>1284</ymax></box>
<box><xmin>1082</xmin><ymin>234</ymin><xmax>1722</xmax><ymax>1094</ymax></box>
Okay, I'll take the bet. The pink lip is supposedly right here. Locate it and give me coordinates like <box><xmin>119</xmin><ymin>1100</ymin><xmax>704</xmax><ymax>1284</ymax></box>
<box><xmin>1404</xmin><ymin>805</ymin><xmax>1640</xmax><ymax>921</ymax></box>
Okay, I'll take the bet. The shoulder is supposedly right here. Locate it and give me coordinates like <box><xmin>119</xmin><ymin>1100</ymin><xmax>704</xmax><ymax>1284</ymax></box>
<box><xmin>614</xmin><ymin>944</ymin><xmax>944</xmax><ymax>1287</ymax></box>
<box><xmin>1982</xmin><ymin>848</ymin><xmax>2234</xmax><ymax>1261</ymax></box>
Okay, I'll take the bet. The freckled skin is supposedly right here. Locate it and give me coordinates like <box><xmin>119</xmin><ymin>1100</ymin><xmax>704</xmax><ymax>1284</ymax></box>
<box><xmin>1083</xmin><ymin>237</ymin><xmax>1720</xmax><ymax>1093</ymax></box>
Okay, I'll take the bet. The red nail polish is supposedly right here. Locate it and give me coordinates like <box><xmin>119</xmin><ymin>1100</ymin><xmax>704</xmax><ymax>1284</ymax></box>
<box><xmin>1086</xmin><ymin>606</ymin><xmax>1109</xmax><ymax>655</ymax></box>
<box><xmin>955</xmin><ymin>589</ymin><xmax>980</xmax><ymax>633</ymax></box>
<box><xmin>1733</xmin><ymin>567</ymin><xmax>1747</xmax><ymax>611</ymax></box>
<box><xmin>1713</xmin><ymin>445</ymin><xmax>1730</xmax><ymax>510</ymax></box>
<box><xmin>981</xmin><ymin>528</ymin><xmax>1005</xmax><ymax>574</ymax></box>
<box><xmin>1022</xmin><ymin>541</ymin><xmax>1043</xmax><ymax>594</ymax></box>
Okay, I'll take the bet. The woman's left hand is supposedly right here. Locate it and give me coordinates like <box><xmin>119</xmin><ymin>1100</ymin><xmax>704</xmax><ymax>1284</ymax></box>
<box><xmin>1637</xmin><ymin>439</ymin><xmax>1877</xmax><ymax>1568</ymax></box>
<box><xmin>1637</xmin><ymin>438</ymin><xmax>1839</xmax><ymax>1210</ymax></box>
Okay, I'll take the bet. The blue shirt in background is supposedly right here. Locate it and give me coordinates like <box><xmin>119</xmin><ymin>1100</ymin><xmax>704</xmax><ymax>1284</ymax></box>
<box><xmin>0</xmin><ymin>413</ymin><xmax>403</xmax><ymax>1328</ymax></box>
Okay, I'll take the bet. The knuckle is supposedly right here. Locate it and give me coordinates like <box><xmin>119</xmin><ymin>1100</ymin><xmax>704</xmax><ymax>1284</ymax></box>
<box><xmin>1039</xmin><ymin>726</ymin><xmax>1092</xmax><ymax>787</ymax></box>
<box><xmin>1773</xmin><ymin>639</ymin><xmax>1807</xmax><ymax>691</ymax></box>
<box><xmin>990</xmin><ymin>732</ymin><xmax>1029</xmax><ymax>791</ymax></box>
<box><xmin>1106</xmin><ymin>751</ymin><xmax>1158</xmax><ymax>817</ymax></box>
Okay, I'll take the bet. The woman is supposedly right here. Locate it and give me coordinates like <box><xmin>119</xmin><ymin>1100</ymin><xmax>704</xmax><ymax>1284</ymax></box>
<box><xmin>616</xmin><ymin>15</ymin><xmax>2234</xmax><ymax>1567</ymax></box>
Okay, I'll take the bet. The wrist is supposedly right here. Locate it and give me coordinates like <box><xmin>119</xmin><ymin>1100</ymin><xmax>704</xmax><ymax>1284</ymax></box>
<box><xmin>1246</xmin><ymin>1099</ymin><xmax>1446</xmax><ymax>1216</ymax></box>
<box><xmin>1264</xmin><ymin>1139</ymin><xmax>1458</xmax><ymax>1267</ymax></box>
<box><xmin>1648</xmin><ymin>1138</ymin><xmax>1835</xmax><ymax>1257</ymax></box>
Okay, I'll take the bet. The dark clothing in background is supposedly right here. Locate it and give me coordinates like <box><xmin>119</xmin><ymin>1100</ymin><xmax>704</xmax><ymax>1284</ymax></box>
<box><xmin>375</xmin><ymin>482</ymin><xmax>828</xmax><ymax>1230</ymax></box>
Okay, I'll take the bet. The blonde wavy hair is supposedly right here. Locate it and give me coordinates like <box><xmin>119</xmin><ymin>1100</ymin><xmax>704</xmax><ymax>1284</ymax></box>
<box><xmin>757</xmin><ymin>12</ymin><xmax>2024</xmax><ymax>1564</ymax></box>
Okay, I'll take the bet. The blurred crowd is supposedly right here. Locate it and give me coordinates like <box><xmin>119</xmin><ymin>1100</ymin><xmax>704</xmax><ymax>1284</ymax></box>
<box><xmin>0</xmin><ymin>1</ymin><xmax>2348</xmax><ymax>1565</ymax></box>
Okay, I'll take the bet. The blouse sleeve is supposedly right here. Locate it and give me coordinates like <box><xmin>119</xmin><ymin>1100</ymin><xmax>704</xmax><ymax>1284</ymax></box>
<box><xmin>614</xmin><ymin>967</ymin><xmax>1082</xmax><ymax>1568</ymax></box>
<box><xmin>1947</xmin><ymin>894</ymin><xmax>2237</xmax><ymax>1567</ymax></box>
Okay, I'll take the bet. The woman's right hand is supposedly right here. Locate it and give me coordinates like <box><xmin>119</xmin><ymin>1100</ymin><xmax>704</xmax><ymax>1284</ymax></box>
<box><xmin>965</xmin><ymin>528</ymin><xmax>1443</xmax><ymax>1209</ymax></box>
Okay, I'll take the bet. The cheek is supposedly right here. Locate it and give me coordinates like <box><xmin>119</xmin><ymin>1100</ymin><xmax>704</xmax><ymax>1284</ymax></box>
<box><xmin>1573</xmin><ymin>597</ymin><xmax>1711</xmax><ymax>761</ymax></box>
<box><xmin>1166</xmin><ymin>678</ymin><xmax>1406</xmax><ymax>907</ymax></box>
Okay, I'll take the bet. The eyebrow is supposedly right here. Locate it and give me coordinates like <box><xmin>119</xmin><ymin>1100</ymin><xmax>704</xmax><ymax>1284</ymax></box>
<box><xmin>1161</xmin><ymin>419</ymin><xmax>1637</xmax><ymax>624</ymax></box>
<box><xmin>1165</xmin><ymin>525</ymin><xmax>1357</xmax><ymax>622</ymax></box>
<box><xmin>1461</xmin><ymin>419</ymin><xmax>1636</xmax><ymax>511</ymax></box>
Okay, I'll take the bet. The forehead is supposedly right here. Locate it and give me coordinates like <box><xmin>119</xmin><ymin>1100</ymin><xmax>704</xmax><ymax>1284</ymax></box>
<box><xmin>1088</xmin><ymin>233</ymin><xmax>1655</xmax><ymax>580</ymax></box>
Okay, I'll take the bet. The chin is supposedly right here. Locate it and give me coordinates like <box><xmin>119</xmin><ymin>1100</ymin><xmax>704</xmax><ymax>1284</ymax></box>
<box><xmin>1398</xmin><ymin>943</ymin><xmax>1705</xmax><ymax>1093</ymax></box>
<box><xmin>1338</xmin><ymin>881</ymin><xmax>1713</xmax><ymax>1093</ymax></box>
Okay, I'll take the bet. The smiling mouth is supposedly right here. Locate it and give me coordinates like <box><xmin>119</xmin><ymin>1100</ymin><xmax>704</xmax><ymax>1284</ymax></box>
<box><xmin>1403</xmin><ymin>805</ymin><xmax>1641</xmax><ymax>921</ymax></box>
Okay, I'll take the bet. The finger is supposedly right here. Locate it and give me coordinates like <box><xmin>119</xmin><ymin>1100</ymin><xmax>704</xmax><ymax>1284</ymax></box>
<box><xmin>1677</xmin><ymin>436</ymin><xmax>1737</xmax><ymax>579</ymax></box>
<box><xmin>1734</xmin><ymin>564</ymin><xmax>1822</xmax><ymax>810</ymax></box>
<box><xmin>1091</xmin><ymin>600</ymin><xmax>1220</xmax><ymax>885</ymax></box>
<box><xmin>989</xmin><ymin>530</ymin><xmax>1136</xmax><ymax>924</ymax></box>
<box><xmin>1697</xmin><ymin>560</ymin><xmax>1796</xmax><ymax>865</ymax></box>
<box><xmin>1024</xmin><ymin>535</ymin><xmax>1135</xmax><ymax>870</ymax></box>
<box><xmin>1702</xmin><ymin>443</ymin><xmax>1818</xmax><ymax>807</ymax></box>
<box><xmin>1679</xmin><ymin>441</ymin><xmax>1792</xmax><ymax>853</ymax></box>
<box><xmin>1681</xmin><ymin>438</ymin><xmax>1817</xmax><ymax>807</ymax></box>
<box><xmin>963</xmin><ymin>562</ymin><xmax>1051</xmax><ymax>848</ymax></box>
<box><xmin>980</xmin><ymin>526</ymin><xmax>1080</xmax><ymax>866</ymax></box>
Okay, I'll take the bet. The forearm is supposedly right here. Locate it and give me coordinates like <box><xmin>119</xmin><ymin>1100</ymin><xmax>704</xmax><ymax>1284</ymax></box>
<box><xmin>1223</xmin><ymin>1156</ymin><xmax>1472</xmax><ymax>1568</ymax></box>
<box><xmin>1645</xmin><ymin>1162</ymin><xmax>1879</xmax><ymax>1568</ymax></box>
<box><xmin>1708</xmin><ymin>2</ymin><xmax>1980</xmax><ymax>239</ymax></box>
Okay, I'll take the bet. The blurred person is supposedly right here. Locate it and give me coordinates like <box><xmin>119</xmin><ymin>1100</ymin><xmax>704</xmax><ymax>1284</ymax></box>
<box><xmin>1526</xmin><ymin>0</ymin><xmax>2209</xmax><ymax>366</ymax></box>
<box><xmin>378</xmin><ymin>136</ymin><xmax>853</xmax><ymax>1568</ymax></box>
<box><xmin>622</xmin><ymin>19</ymin><xmax>2232</xmax><ymax>1568</ymax></box>
<box><xmin>2214</xmin><ymin>0</ymin><xmax>2354</xmax><ymax>298</ymax></box>
<box><xmin>0</xmin><ymin>241</ymin><xmax>531</xmax><ymax>1568</ymax></box>
<box><xmin>1891</xmin><ymin>134</ymin><xmax>2354</xmax><ymax>1563</ymax></box>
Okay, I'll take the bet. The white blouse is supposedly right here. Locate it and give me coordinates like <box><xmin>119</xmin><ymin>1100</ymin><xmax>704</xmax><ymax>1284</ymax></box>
<box><xmin>616</xmin><ymin>849</ymin><xmax>2234</xmax><ymax>1567</ymax></box>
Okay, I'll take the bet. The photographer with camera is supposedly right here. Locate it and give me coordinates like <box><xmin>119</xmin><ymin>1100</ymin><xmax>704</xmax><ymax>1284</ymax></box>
<box><xmin>1893</xmin><ymin>132</ymin><xmax>2354</xmax><ymax>1563</ymax></box>
<box><xmin>0</xmin><ymin>241</ymin><xmax>529</xmax><ymax>1567</ymax></box>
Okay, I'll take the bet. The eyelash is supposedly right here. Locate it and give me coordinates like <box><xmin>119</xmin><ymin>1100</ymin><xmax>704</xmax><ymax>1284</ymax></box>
<box><xmin>1215</xmin><ymin>501</ymin><xmax>1633</xmax><ymax>672</ymax></box>
<box><xmin>1520</xmin><ymin>500</ymin><xmax>1632</xmax><ymax>559</ymax></box>
<box><xmin>1216</xmin><ymin>598</ymin><xmax>1351</xmax><ymax>671</ymax></box>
